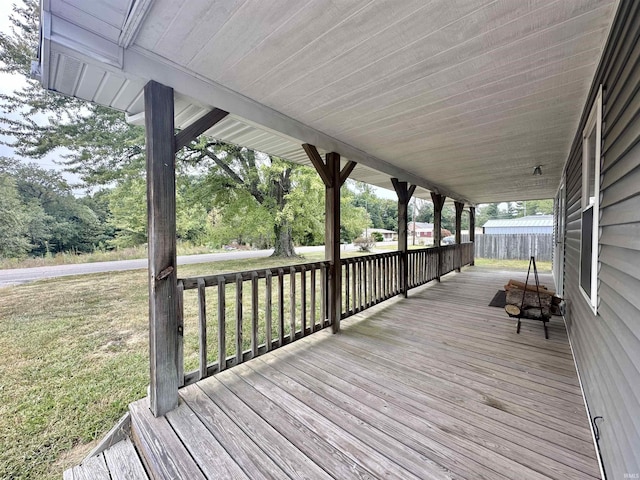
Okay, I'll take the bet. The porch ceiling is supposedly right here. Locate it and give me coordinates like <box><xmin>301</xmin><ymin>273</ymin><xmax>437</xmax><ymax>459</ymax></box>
<box><xmin>39</xmin><ymin>0</ymin><xmax>618</xmax><ymax>204</ymax></box>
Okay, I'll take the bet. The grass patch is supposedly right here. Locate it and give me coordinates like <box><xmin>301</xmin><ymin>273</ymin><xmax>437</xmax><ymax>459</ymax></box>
<box><xmin>0</xmin><ymin>243</ymin><xmax>221</xmax><ymax>270</ymax></box>
<box><xmin>473</xmin><ymin>258</ymin><xmax>552</xmax><ymax>272</ymax></box>
<box><xmin>0</xmin><ymin>251</ymin><xmax>353</xmax><ymax>479</ymax></box>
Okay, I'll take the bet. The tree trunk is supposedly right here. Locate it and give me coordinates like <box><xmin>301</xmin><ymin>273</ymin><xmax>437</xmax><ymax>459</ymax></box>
<box><xmin>272</xmin><ymin>221</ymin><xmax>296</xmax><ymax>257</ymax></box>
<box><xmin>270</xmin><ymin>165</ymin><xmax>297</xmax><ymax>257</ymax></box>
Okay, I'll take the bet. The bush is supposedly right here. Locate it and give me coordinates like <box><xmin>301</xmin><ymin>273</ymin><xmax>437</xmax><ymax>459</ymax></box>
<box><xmin>353</xmin><ymin>236</ymin><xmax>376</xmax><ymax>252</ymax></box>
<box><xmin>371</xmin><ymin>231</ymin><xmax>384</xmax><ymax>242</ymax></box>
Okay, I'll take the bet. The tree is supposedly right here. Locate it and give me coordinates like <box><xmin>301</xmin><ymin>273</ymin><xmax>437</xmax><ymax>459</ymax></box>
<box><xmin>0</xmin><ymin>173</ymin><xmax>30</xmax><ymax>257</ymax></box>
<box><xmin>1</xmin><ymin>0</ymin><xmax>318</xmax><ymax>257</ymax></box>
<box><xmin>0</xmin><ymin>159</ymin><xmax>111</xmax><ymax>256</ymax></box>
<box><xmin>351</xmin><ymin>181</ymin><xmax>398</xmax><ymax>232</ymax></box>
<box><xmin>340</xmin><ymin>188</ymin><xmax>370</xmax><ymax>243</ymax></box>
<box><xmin>414</xmin><ymin>200</ymin><xmax>433</xmax><ymax>223</ymax></box>
<box><xmin>523</xmin><ymin>199</ymin><xmax>554</xmax><ymax>215</ymax></box>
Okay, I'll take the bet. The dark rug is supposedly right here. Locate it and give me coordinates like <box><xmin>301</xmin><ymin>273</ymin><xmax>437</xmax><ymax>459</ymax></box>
<box><xmin>489</xmin><ymin>290</ymin><xmax>507</xmax><ymax>308</ymax></box>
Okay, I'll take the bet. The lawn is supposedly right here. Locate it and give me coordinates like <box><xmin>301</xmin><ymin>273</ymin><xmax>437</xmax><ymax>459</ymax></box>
<box><xmin>0</xmin><ymin>243</ymin><xmax>220</xmax><ymax>270</ymax></box>
<box><xmin>0</xmin><ymin>252</ymin><xmax>334</xmax><ymax>479</ymax></box>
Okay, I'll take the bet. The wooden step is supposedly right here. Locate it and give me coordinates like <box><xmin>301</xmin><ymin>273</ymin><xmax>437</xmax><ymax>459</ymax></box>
<box><xmin>129</xmin><ymin>398</ymin><xmax>207</xmax><ymax>479</ymax></box>
<box><xmin>63</xmin><ymin>438</ymin><xmax>148</xmax><ymax>479</ymax></box>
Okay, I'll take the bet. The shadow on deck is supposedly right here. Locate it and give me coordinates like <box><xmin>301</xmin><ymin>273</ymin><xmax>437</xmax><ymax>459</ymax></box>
<box><xmin>66</xmin><ymin>267</ymin><xmax>600</xmax><ymax>479</ymax></box>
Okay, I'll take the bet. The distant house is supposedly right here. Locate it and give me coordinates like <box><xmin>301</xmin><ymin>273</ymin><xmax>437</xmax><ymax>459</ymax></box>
<box><xmin>482</xmin><ymin>215</ymin><xmax>554</xmax><ymax>234</ymax></box>
<box><xmin>363</xmin><ymin>228</ymin><xmax>395</xmax><ymax>241</ymax></box>
<box><xmin>408</xmin><ymin>222</ymin><xmax>433</xmax><ymax>239</ymax></box>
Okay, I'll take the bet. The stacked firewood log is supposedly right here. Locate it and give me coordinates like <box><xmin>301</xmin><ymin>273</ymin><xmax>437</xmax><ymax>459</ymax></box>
<box><xmin>504</xmin><ymin>279</ymin><xmax>561</xmax><ymax>319</ymax></box>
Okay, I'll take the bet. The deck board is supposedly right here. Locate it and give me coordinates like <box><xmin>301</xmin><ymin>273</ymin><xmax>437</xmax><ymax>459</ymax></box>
<box><xmin>126</xmin><ymin>268</ymin><xmax>600</xmax><ymax>480</ymax></box>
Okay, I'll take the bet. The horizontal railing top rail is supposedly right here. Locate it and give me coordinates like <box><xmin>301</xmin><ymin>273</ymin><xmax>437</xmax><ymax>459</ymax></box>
<box><xmin>340</xmin><ymin>250</ymin><xmax>402</xmax><ymax>264</ymax></box>
<box><xmin>180</xmin><ymin>260</ymin><xmax>331</xmax><ymax>290</ymax></box>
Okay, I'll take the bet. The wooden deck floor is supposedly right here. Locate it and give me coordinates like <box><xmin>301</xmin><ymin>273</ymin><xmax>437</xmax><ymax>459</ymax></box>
<box><xmin>129</xmin><ymin>267</ymin><xmax>599</xmax><ymax>480</ymax></box>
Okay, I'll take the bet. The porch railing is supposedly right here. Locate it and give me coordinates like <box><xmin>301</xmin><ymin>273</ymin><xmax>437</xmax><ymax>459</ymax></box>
<box><xmin>177</xmin><ymin>261</ymin><xmax>330</xmax><ymax>387</ymax></box>
<box><xmin>176</xmin><ymin>242</ymin><xmax>473</xmax><ymax>386</ymax></box>
<box><xmin>341</xmin><ymin>251</ymin><xmax>402</xmax><ymax>318</ymax></box>
<box><xmin>407</xmin><ymin>242</ymin><xmax>474</xmax><ymax>289</ymax></box>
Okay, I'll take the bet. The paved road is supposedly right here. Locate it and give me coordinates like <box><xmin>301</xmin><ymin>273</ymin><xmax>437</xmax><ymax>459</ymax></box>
<box><xmin>0</xmin><ymin>245</ymin><xmax>361</xmax><ymax>288</ymax></box>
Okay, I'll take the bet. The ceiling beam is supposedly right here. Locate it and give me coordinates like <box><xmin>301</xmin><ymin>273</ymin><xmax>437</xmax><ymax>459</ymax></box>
<box><xmin>339</xmin><ymin>161</ymin><xmax>357</xmax><ymax>186</ymax></box>
<box><xmin>303</xmin><ymin>143</ymin><xmax>332</xmax><ymax>187</ymax></box>
<box><xmin>174</xmin><ymin>108</ymin><xmax>229</xmax><ymax>152</ymax></box>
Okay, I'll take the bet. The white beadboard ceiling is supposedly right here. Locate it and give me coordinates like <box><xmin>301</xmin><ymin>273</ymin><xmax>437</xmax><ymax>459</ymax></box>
<box><xmin>39</xmin><ymin>0</ymin><xmax>619</xmax><ymax>204</ymax></box>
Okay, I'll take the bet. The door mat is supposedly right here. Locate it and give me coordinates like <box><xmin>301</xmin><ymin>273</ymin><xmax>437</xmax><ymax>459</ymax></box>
<box><xmin>489</xmin><ymin>290</ymin><xmax>507</xmax><ymax>308</ymax></box>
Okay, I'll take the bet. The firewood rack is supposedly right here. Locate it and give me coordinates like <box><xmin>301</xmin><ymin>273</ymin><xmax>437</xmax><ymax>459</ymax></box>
<box><xmin>508</xmin><ymin>256</ymin><xmax>551</xmax><ymax>339</ymax></box>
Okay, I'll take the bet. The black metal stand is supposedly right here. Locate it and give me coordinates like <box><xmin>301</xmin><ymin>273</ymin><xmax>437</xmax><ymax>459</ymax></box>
<box><xmin>516</xmin><ymin>256</ymin><xmax>549</xmax><ymax>339</ymax></box>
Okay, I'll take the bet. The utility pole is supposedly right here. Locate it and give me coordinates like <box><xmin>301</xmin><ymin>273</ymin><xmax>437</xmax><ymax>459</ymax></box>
<box><xmin>412</xmin><ymin>198</ymin><xmax>417</xmax><ymax>246</ymax></box>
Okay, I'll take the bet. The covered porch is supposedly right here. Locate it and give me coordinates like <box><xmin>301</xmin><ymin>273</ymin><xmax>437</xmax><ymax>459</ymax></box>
<box><xmin>37</xmin><ymin>1</ymin><xmax>625</xmax><ymax>477</ymax></box>
<box><xmin>69</xmin><ymin>268</ymin><xmax>598</xmax><ymax>479</ymax></box>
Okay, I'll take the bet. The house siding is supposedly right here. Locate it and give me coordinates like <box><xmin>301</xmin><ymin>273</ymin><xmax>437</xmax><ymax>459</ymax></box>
<box><xmin>563</xmin><ymin>1</ymin><xmax>640</xmax><ymax>477</ymax></box>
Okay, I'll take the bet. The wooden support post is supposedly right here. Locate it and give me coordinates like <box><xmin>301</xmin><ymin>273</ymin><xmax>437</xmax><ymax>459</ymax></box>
<box><xmin>391</xmin><ymin>179</ymin><xmax>415</xmax><ymax>298</ymax></box>
<box><xmin>431</xmin><ymin>193</ymin><xmax>446</xmax><ymax>281</ymax></box>
<box><xmin>303</xmin><ymin>144</ymin><xmax>355</xmax><ymax>333</ymax></box>
<box><xmin>454</xmin><ymin>201</ymin><xmax>464</xmax><ymax>272</ymax></box>
<box><xmin>469</xmin><ymin>206</ymin><xmax>476</xmax><ymax>266</ymax></box>
<box><xmin>145</xmin><ymin>80</ymin><xmax>178</xmax><ymax>417</ymax></box>
<box><xmin>326</xmin><ymin>152</ymin><xmax>341</xmax><ymax>333</ymax></box>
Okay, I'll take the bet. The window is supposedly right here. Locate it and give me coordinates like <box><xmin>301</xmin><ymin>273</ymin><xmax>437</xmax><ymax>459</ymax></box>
<box><xmin>580</xmin><ymin>85</ymin><xmax>602</xmax><ymax>313</ymax></box>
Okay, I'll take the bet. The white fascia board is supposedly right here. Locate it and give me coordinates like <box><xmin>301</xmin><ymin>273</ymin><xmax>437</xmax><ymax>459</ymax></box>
<box><xmin>45</xmin><ymin>11</ymin><xmax>123</xmax><ymax>68</ymax></box>
<box><xmin>39</xmin><ymin>9</ymin><xmax>52</xmax><ymax>89</ymax></box>
<box><xmin>119</xmin><ymin>0</ymin><xmax>154</xmax><ymax>48</ymax></box>
<box><xmin>123</xmin><ymin>46</ymin><xmax>469</xmax><ymax>205</ymax></box>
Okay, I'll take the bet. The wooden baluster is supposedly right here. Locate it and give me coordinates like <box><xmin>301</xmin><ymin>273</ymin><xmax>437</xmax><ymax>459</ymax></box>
<box><xmin>177</xmin><ymin>280</ymin><xmax>184</xmax><ymax>387</ymax></box>
<box><xmin>310</xmin><ymin>265</ymin><xmax>317</xmax><ymax>332</ymax></box>
<box><xmin>363</xmin><ymin>259</ymin><xmax>368</xmax><ymax>308</ymax></box>
<box><xmin>251</xmin><ymin>272</ymin><xmax>259</xmax><ymax>358</ymax></box>
<box><xmin>377</xmin><ymin>257</ymin><xmax>382</xmax><ymax>302</ymax></box>
<box><xmin>394</xmin><ymin>254</ymin><xmax>399</xmax><ymax>294</ymax></box>
<box><xmin>351</xmin><ymin>262</ymin><xmax>357</xmax><ymax>313</ymax></box>
<box><xmin>265</xmin><ymin>270</ymin><xmax>272</xmax><ymax>352</ymax></box>
<box><xmin>197</xmin><ymin>278</ymin><xmax>207</xmax><ymax>380</ymax></box>
<box><xmin>371</xmin><ymin>257</ymin><xmax>376</xmax><ymax>304</ymax></box>
<box><xmin>290</xmin><ymin>266</ymin><xmax>296</xmax><ymax>343</ymax></box>
<box><xmin>235</xmin><ymin>274</ymin><xmax>243</xmax><ymax>365</ymax></box>
<box><xmin>301</xmin><ymin>265</ymin><xmax>307</xmax><ymax>336</ymax></box>
<box><xmin>320</xmin><ymin>263</ymin><xmax>327</xmax><ymax>327</ymax></box>
<box><xmin>344</xmin><ymin>261</ymin><xmax>350</xmax><ymax>315</ymax></box>
<box><xmin>278</xmin><ymin>268</ymin><xmax>285</xmax><ymax>346</ymax></box>
<box><xmin>217</xmin><ymin>276</ymin><xmax>226</xmax><ymax>372</ymax></box>
<box><xmin>358</xmin><ymin>261</ymin><xmax>363</xmax><ymax>311</ymax></box>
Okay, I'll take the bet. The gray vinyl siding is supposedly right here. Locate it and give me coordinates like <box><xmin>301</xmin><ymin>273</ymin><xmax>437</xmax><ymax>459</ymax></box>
<box><xmin>562</xmin><ymin>1</ymin><xmax>640</xmax><ymax>477</ymax></box>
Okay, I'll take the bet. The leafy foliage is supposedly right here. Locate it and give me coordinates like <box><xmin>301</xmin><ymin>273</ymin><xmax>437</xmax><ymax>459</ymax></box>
<box><xmin>0</xmin><ymin>172</ymin><xmax>30</xmax><ymax>257</ymax></box>
<box><xmin>0</xmin><ymin>160</ymin><xmax>111</xmax><ymax>257</ymax></box>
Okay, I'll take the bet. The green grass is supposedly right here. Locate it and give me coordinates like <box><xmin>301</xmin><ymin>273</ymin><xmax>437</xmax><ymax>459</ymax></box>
<box><xmin>473</xmin><ymin>257</ymin><xmax>552</xmax><ymax>272</ymax></box>
<box><xmin>0</xmin><ymin>251</ymin><xmax>349</xmax><ymax>479</ymax></box>
<box><xmin>0</xmin><ymin>243</ymin><xmax>222</xmax><ymax>270</ymax></box>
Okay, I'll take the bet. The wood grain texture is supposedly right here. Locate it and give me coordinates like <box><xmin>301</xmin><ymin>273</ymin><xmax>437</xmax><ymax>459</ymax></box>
<box><xmin>145</xmin><ymin>80</ymin><xmax>179</xmax><ymax>416</ymax></box>
<box><xmin>197</xmin><ymin>278</ymin><xmax>206</xmax><ymax>380</ymax></box>
<box><xmin>102</xmin><ymin>438</ymin><xmax>149</xmax><ymax>480</ymax></box>
<box><xmin>326</xmin><ymin>152</ymin><xmax>342</xmax><ymax>333</ymax></box>
<box><xmin>130</xmin><ymin>399</ymin><xmax>205</xmax><ymax>479</ymax></box>
<box><xmin>121</xmin><ymin>268</ymin><xmax>598</xmax><ymax>480</ymax></box>
<box><xmin>72</xmin><ymin>454</ymin><xmax>110</xmax><ymax>480</ymax></box>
